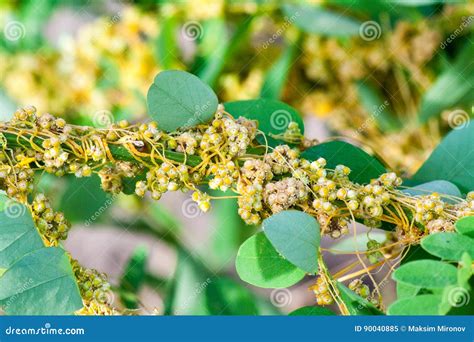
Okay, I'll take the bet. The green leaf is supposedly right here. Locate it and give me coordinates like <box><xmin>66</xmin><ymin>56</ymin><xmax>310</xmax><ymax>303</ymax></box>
<box><xmin>283</xmin><ymin>4</ymin><xmax>361</xmax><ymax>37</ymax></box>
<box><xmin>236</xmin><ymin>232</ymin><xmax>306</xmax><ymax>288</ymax></box>
<box><xmin>412</xmin><ymin>124</ymin><xmax>474</xmax><ymax>194</ymax></box>
<box><xmin>418</xmin><ymin>42</ymin><xmax>474</xmax><ymax>124</ymax></box>
<box><xmin>455</xmin><ymin>216</ymin><xmax>474</xmax><ymax>239</ymax></box>
<box><xmin>396</xmin><ymin>282</ymin><xmax>420</xmax><ymax>299</ymax></box>
<box><xmin>458</xmin><ymin>252</ymin><xmax>472</xmax><ymax>287</ymax></box>
<box><xmin>401</xmin><ymin>245</ymin><xmax>439</xmax><ymax>265</ymax></box>
<box><xmin>263</xmin><ymin>210</ymin><xmax>319</xmax><ymax>274</ymax></box>
<box><xmin>421</xmin><ymin>232</ymin><xmax>474</xmax><ymax>261</ymax></box>
<box><xmin>402</xmin><ymin>180</ymin><xmax>462</xmax><ymax>204</ymax></box>
<box><xmin>289</xmin><ymin>306</ymin><xmax>335</xmax><ymax>316</ymax></box>
<box><xmin>119</xmin><ymin>246</ymin><xmax>148</xmax><ymax>309</ymax></box>
<box><xmin>0</xmin><ymin>194</ymin><xmax>82</xmax><ymax>315</ymax></box>
<box><xmin>356</xmin><ymin>80</ymin><xmax>401</xmax><ymax>132</ymax></box>
<box><xmin>388</xmin><ymin>295</ymin><xmax>443</xmax><ymax>315</ymax></box>
<box><xmin>261</xmin><ymin>35</ymin><xmax>301</xmax><ymax>100</ymax></box>
<box><xmin>337</xmin><ymin>283</ymin><xmax>383</xmax><ymax>315</ymax></box>
<box><xmin>393</xmin><ymin>260</ymin><xmax>458</xmax><ymax>289</ymax></box>
<box><xmin>0</xmin><ymin>194</ymin><xmax>43</xmax><ymax>269</ymax></box>
<box><xmin>330</xmin><ymin>232</ymin><xmax>386</xmax><ymax>253</ymax></box>
<box><xmin>147</xmin><ymin>70</ymin><xmax>218</xmax><ymax>131</ymax></box>
<box><xmin>205</xmin><ymin>277</ymin><xmax>257</xmax><ymax>315</ymax></box>
<box><xmin>224</xmin><ymin>98</ymin><xmax>304</xmax><ymax>147</ymax></box>
<box><xmin>301</xmin><ymin>141</ymin><xmax>386</xmax><ymax>185</ymax></box>
<box><xmin>60</xmin><ymin>175</ymin><xmax>113</xmax><ymax>223</ymax></box>
<box><xmin>0</xmin><ymin>247</ymin><xmax>82</xmax><ymax>315</ymax></box>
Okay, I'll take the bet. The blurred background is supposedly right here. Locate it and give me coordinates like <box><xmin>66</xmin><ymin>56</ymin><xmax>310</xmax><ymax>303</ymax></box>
<box><xmin>0</xmin><ymin>0</ymin><xmax>473</xmax><ymax>314</ymax></box>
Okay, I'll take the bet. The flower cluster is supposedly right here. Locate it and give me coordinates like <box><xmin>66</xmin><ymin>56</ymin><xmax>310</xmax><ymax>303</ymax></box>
<box><xmin>72</xmin><ymin>260</ymin><xmax>117</xmax><ymax>316</ymax></box>
<box><xmin>310</xmin><ymin>276</ymin><xmax>334</xmax><ymax>306</ymax></box>
<box><xmin>31</xmin><ymin>194</ymin><xmax>71</xmax><ymax>245</ymax></box>
<box><xmin>2</xmin><ymin>107</ymin><xmax>474</xmax><ymax>242</ymax></box>
<box><xmin>348</xmin><ymin>279</ymin><xmax>381</xmax><ymax>307</ymax></box>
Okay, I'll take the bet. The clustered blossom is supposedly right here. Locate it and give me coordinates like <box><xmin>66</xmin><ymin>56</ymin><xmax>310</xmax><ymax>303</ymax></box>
<box><xmin>1</xmin><ymin>106</ymin><xmax>473</xmax><ymax>243</ymax></box>
<box><xmin>31</xmin><ymin>194</ymin><xmax>71</xmax><ymax>245</ymax></box>
<box><xmin>71</xmin><ymin>260</ymin><xmax>117</xmax><ymax>316</ymax></box>
<box><xmin>310</xmin><ymin>276</ymin><xmax>334</xmax><ymax>306</ymax></box>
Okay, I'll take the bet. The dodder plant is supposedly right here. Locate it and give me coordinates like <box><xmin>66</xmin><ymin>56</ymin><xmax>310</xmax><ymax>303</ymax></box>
<box><xmin>0</xmin><ymin>70</ymin><xmax>473</xmax><ymax>315</ymax></box>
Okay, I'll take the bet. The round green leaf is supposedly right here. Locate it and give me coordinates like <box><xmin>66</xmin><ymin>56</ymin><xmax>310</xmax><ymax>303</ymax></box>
<box><xmin>236</xmin><ymin>232</ymin><xmax>305</xmax><ymax>289</ymax></box>
<box><xmin>205</xmin><ymin>277</ymin><xmax>257</xmax><ymax>315</ymax></box>
<box><xmin>421</xmin><ymin>232</ymin><xmax>474</xmax><ymax>261</ymax></box>
<box><xmin>301</xmin><ymin>141</ymin><xmax>386</xmax><ymax>185</ymax></box>
<box><xmin>393</xmin><ymin>260</ymin><xmax>458</xmax><ymax>289</ymax></box>
<box><xmin>455</xmin><ymin>216</ymin><xmax>474</xmax><ymax>239</ymax></box>
<box><xmin>289</xmin><ymin>306</ymin><xmax>335</xmax><ymax>316</ymax></box>
<box><xmin>0</xmin><ymin>194</ymin><xmax>82</xmax><ymax>315</ymax></box>
<box><xmin>396</xmin><ymin>282</ymin><xmax>420</xmax><ymax>299</ymax></box>
<box><xmin>412</xmin><ymin>124</ymin><xmax>474</xmax><ymax>193</ymax></box>
<box><xmin>147</xmin><ymin>70</ymin><xmax>218</xmax><ymax>131</ymax></box>
<box><xmin>388</xmin><ymin>295</ymin><xmax>442</xmax><ymax>315</ymax></box>
<box><xmin>0</xmin><ymin>193</ymin><xmax>43</xmax><ymax>269</ymax></box>
<box><xmin>263</xmin><ymin>210</ymin><xmax>319</xmax><ymax>274</ymax></box>
<box><xmin>0</xmin><ymin>247</ymin><xmax>83</xmax><ymax>315</ymax></box>
<box><xmin>224</xmin><ymin>98</ymin><xmax>304</xmax><ymax>147</ymax></box>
